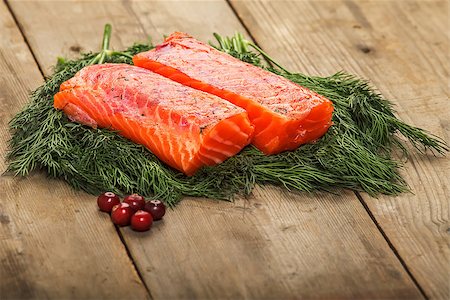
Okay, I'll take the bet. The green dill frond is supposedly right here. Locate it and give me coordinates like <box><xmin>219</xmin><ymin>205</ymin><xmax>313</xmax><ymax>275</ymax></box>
<box><xmin>6</xmin><ymin>29</ymin><xmax>447</xmax><ymax>207</ymax></box>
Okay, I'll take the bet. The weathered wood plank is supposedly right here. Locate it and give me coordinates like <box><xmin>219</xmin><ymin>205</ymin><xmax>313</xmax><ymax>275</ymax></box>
<box><xmin>230</xmin><ymin>0</ymin><xmax>449</xmax><ymax>299</ymax></box>
<box><xmin>8</xmin><ymin>0</ymin><xmax>425</xmax><ymax>298</ymax></box>
<box><xmin>0</xmin><ymin>2</ymin><xmax>149</xmax><ymax>299</ymax></box>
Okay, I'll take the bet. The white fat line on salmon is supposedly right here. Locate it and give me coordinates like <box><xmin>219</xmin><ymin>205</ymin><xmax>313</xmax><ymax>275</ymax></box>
<box><xmin>253</xmin><ymin>118</ymin><xmax>276</xmax><ymax>139</ymax></box>
<box><xmin>198</xmin><ymin>149</ymin><xmax>223</xmax><ymax>164</ymax></box>
<box><xmin>200</xmin><ymin>144</ymin><xmax>236</xmax><ymax>157</ymax></box>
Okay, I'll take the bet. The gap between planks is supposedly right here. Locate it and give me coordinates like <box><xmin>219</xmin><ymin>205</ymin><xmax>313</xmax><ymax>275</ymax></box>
<box><xmin>354</xmin><ymin>192</ymin><xmax>429</xmax><ymax>299</ymax></box>
<box><xmin>115</xmin><ymin>225</ymin><xmax>154</xmax><ymax>298</ymax></box>
<box><xmin>226</xmin><ymin>0</ymin><xmax>430</xmax><ymax>298</ymax></box>
<box><xmin>2</xmin><ymin>0</ymin><xmax>153</xmax><ymax>299</ymax></box>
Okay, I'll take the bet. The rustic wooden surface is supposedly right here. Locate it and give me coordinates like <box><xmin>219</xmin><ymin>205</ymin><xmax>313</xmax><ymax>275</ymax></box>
<box><xmin>1</xmin><ymin>0</ymin><xmax>448</xmax><ymax>299</ymax></box>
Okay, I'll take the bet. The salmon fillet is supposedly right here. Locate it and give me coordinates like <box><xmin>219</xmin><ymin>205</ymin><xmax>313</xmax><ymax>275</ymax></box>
<box><xmin>133</xmin><ymin>32</ymin><xmax>334</xmax><ymax>155</ymax></box>
<box><xmin>54</xmin><ymin>64</ymin><xmax>254</xmax><ymax>175</ymax></box>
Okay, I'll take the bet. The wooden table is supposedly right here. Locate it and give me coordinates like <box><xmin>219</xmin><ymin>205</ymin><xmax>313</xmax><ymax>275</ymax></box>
<box><xmin>1</xmin><ymin>1</ymin><xmax>448</xmax><ymax>299</ymax></box>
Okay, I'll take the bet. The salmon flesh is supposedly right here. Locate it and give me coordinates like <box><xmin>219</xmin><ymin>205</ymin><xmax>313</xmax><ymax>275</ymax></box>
<box><xmin>133</xmin><ymin>32</ymin><xmax>334</xmax><ymax>155</ymax></box>
<box><xmin>54</xmin><ymin>64</ymin><xmax>254</xmax><ymax>175</ymax></box>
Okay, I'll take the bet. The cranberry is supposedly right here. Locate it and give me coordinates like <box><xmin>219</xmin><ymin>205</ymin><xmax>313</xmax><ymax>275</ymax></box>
<box><xmin>97</xmin><ymin>192</ymin><xmax>120</xmax><ymax>213</ymax></box>
<box><xmin>144</xmin><ymin>200</ymin><xmax>166</xmax><ymax>221</ymax></box>
<box><xmin>111</xmin><ymin>203</ymin><xmax>133</xmax><ymax>226</ymax></box>
<box><xmin>124</xmin><ymin>194</ymin><xmax>146</xmax><ymax>212</ymax></box>
<box><xmin>131</xmin><ymin>210</ymin><xmax>153</xmax><ymax>232</ymax></box>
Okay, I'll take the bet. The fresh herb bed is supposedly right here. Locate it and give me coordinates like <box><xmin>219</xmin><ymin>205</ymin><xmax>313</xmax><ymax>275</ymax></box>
<box><xmin>7</xmin><ymin>29</ymin><xmax>447</xmax><ymax>206</ymax></box>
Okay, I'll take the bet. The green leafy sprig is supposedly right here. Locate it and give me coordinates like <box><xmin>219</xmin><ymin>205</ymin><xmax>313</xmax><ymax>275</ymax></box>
<box><xmin>6</xmin><ymin>26</ymin><xmax>447</xmax><ymax>206</ymax></box>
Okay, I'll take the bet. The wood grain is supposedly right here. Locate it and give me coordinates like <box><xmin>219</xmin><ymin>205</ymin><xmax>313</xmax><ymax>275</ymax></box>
<box><xmin>230</xmin><ymin>0</ymin><xmax>449</xmax><ymax>299</ymax></box>
<box><xmin>6</xmin><ymin>0</ymin><xmax>428</xmax><ymax>298</ymax></box>
<box><xmin>0</xmin><ymin>2</ymin><xmax>149</xmax><ymax>299</ymax></box>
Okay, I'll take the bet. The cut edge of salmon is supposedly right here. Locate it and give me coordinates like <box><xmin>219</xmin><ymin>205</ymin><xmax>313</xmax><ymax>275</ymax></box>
<box><xmin>133</xmin><ymin>56</ymin><xmax>334</xmax><ymax>155</ymax></box>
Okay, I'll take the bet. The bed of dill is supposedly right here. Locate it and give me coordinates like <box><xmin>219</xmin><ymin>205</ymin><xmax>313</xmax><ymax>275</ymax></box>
<box><xmin>6</xmin><ymin>30</ymin><xmax>447</xmax><ymax>206</ymax></box>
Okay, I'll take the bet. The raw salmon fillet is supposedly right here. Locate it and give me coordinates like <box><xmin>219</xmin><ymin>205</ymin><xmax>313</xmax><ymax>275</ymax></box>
<box><xmin>54</xmin><ymin>64</ymin><xmax>254</xmax><ymax>175</ymax></box>
<box><xmin>133</xmin><ymin>32</ymin><xmax>334</xmax><ymax>155</ymax></box>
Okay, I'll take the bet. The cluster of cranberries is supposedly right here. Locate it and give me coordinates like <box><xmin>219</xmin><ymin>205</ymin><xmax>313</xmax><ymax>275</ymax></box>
<box><xmin>97</xmin><ymin>192</ymin><xmax>166</xmax><ymax>232</ymax></box>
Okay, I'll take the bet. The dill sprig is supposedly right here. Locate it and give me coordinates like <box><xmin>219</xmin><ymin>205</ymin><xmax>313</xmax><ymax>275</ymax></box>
<box><xmin>6</xmin><ymin>27</ymin><xmax>447</xmax><ymax>206</ymax></box>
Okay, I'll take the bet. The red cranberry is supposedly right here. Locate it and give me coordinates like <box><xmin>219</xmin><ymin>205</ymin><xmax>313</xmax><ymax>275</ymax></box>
<box><xmin>131</xmin><ymin>210</ymin><xmax>153</xmax><ymax>232</ymax></box>
<box><xmin>97</xmin><ymin>192</ymin><xmax>120</xmax><ymax>213</ymax></box>
<box><xmin>144</xmin><ymin>200</ymin><xmax>166</xmax><ymax>221</ymax></box>
<box><xmin>124</xmin><ymin>194</ymin><xmax>146</xmax><ymax>212</ymax></box>
<box><xmin>111</xmin><ymin>203</ymin><xmax>133</xmax><ymax>226</ymax></box>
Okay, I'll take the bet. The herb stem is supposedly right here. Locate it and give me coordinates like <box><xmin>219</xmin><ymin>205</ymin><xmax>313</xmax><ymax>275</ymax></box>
<box><xmin>101</xmin><ymin>24</ymin><xmax>112</xmax><ymax>52</ymax></box>
<box><xmin>247</xmin><ymin>42</ymin><xmax>291</xmax><ymax>74</ymax></box>
<box><xmin>97</xmin><ymin>52</ymin><xmax>106</xmax><ymax>65</ymax></box>
<box><xmin>97</xmin><ymin>24</ymin><xmax>112</xmax><ymax>64</ymax></box>
<box><xmin>110</xmin><ymin>51</ymin><xmax>133</xmax><ymax>59</ymax></box>
<box><xmin>90</xmin><ymin>24</ymin><xmax>133</xmax><ymax>65</ymax></box>
<box><xmin>88</xmin><ymin>55</ymin><xmax>100</xmax><ymax>65</ymax></box>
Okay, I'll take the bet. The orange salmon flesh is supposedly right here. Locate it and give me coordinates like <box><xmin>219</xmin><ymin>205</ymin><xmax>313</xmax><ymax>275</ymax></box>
<box><xmin>133</xmin><ymin>32</ymin><xmax>334</xmax><ymax>155</ymax></box>
<box><xmin>54</xmin><ymin>64</ymin><xmax>254</xmax><ymax>175</ymax></box>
